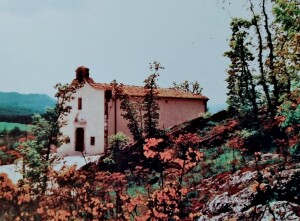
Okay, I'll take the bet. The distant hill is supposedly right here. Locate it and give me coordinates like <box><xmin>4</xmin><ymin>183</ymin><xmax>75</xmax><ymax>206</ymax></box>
<box><xmin>0</xmin><ymin>92</ymin><xmax>56</xmax><ymax>116</ymax></box>
<box><xmin>208</xmin><ymin>103</ymin><xmax>227</xmax><ymax>114</ymax></box>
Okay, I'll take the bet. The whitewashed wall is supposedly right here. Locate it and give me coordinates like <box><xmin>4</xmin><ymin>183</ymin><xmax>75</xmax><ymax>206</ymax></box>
<box><xmin>58</xmin><ymin>83</ymin><xmax>105</xmax><ymax>155</ymax></box>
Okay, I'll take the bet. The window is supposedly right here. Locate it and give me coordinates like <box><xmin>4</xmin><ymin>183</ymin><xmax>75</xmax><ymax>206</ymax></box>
<box><xmin>105</xmin><ymin>90</ymin><xmax>112</xmax><ymax>100</ymax></box>
<box><xmin>78</xmin><ymin>98</ymin><xmax>82</xmax><ymax>110</ymax></box>
<box><xmin>90</xmin><ymin>137</ymin><xmax>95</xmax><ymax>146</ymax></box>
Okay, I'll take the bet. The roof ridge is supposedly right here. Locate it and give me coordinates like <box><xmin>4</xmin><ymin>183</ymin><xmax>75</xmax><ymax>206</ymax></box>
<box><xmin>84</xmin><ymin>78</ymin><xmax>208</xmax><ymax>100</ymax></box>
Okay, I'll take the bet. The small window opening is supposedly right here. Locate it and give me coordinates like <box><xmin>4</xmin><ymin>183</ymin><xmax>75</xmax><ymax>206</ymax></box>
<box><xmin>90</xmin><ymin>137</ymin><xmax>95</xmax><ymax>146</ymax></box>
<box><xmin>105</xmin><ymin>90</ymin><xmax>112</xmax><ymax>100</ymax></box>
<box><xmin>78</xmin><ymin>98</ymin><xmax>82</xmax><ymax>110</ymax></box>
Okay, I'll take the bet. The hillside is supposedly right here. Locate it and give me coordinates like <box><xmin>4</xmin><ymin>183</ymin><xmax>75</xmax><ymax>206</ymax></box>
<box><xmin>208</xmin><ymin>104</ymin><xmax>227</xmax><ymax>114</ymax></box>
<box><xmin>0</xmin><ymin>0</ymin><xmax>298</xmax><ymax>218</ymax></box>
<box><xmin>0</xmin><ymin>122</ymin><xmax>32</xmax><ymax>132</ymax></box>
<box><xmin>91</xmin><ymin>108</ymin><xmax>300</xmax><ymax>220</ymax></box>
<box><xmin>0</xmin><ymin>92</ymin><xmax>56</xmax><ymax>116</ymax></box>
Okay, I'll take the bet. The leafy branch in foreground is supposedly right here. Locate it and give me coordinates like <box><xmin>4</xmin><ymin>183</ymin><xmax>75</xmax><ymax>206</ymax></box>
<box><xmin>19</xmin><ymin>82</ymin><xmax>82</xmax><ymax>193</ymax></box>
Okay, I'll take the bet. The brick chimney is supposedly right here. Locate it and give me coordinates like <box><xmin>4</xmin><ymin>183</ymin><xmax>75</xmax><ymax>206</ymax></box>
<box><xmin>76</xmin><ymin>66</ymin><xmax>90</xmax><ymax>83</ymax></box>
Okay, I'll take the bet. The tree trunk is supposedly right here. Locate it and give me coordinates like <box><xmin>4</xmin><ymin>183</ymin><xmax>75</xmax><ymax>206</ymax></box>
<box><xmin>262</xmin><ymin>0</ymin><xmax>280</xmax><ymax>106</ymax></box>
<box><xmin>250</xmin><ymin>0</ymin><xmax>274</xmax><ymax>118</ymax></box>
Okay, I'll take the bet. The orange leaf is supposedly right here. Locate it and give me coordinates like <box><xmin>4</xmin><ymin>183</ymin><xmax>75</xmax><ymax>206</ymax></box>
<box><xmin>250</xmin><ymin>181</ymin><xmax>259</xmax><ymax>192</ymax></box>
<box><xmin>37</xmin><ymin>207</ymin><xmax>44</xmax><ymax>214</ymax></box>
<box><xmin>180</xmin><ymin>188</ymin><xmax>188</xmax><ymax>195</ymax></box>
<box><xmin>174</xmin><ymin>158</ymin><xmax>184</xmax><ymax>168</ymax></box>
<box><xmin>107</xmin><ymin>203</ymin><xmax>114</xmax><ymax>208</ymax></box>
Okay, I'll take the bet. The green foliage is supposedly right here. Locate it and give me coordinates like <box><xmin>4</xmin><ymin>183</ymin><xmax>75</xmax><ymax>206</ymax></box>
<box><xmin>143</xmin><ymin>61</ymin><xmax>163</xmax><ymax>138</ymax></box>
<box><xmin>9</xmin><ymin>127</ymin><xmax>23</xmax><ymax>138</ymax></box>
<box><xmin>0</xmin><ymin>2</ymin><xmax>299</xmax><ymax>219</ymax></box>
<box><xmin>111</xmin><ymin>61</ymin><xmax>164</xmax><ymax>140</ymax></box>
<box><xmin>0</xmin><ymin>115</ymin><xmax>32</xmax><ymax>124</ymax></box>
<box><xmin>19</xmin><ymin>111</ymin><xmax>60</xmax><ymax>188</ymax></box>
<box><xmin>277</xmin><ymin>83</ymin><xmax>300</xmax><ymax>129</ymax></box>
<box><xmin>111</xmin><ymin>80</ymin><xmax>143</xmax><ymax>142</ymax></box>
<box><xmin>224</xmin><ymin>18</ymin><xmax>258</xmax><ymax>115</ymax></box>
<box><xmin>198</xmin><ymin>112</ymin><xmax>212</xmax><ymax>119</ymax></box>
<box><xmin>172</xmin><ymin>80</ymin><xmax>203</xmax><ymax>95</ymax></box>
<box><xmin>273</xmin><ymin>0</ymin><xmax>300</xmax><ymax>34</ymax></box>
<box><xmin>19</xmin><ymin>141</ymin><xmax>46</xmax><ymax>184</ymax></box>
<box><xmin>127</xmin><ymin>184</ymin><xmax>148</xmax><ymax>198</ymax></box>
<box><xmin>20</xmin><ymin>82</ymin><xmax>82</xmax><ymax>192</ymax></box>
<box><xmin>273</xmin><ymin>0</ymin><xmax>300</xmax><ymax>97</ymax></box>
<box><xmin>0</xmin><ymin>126</ymin><xmax>28</xmax><ymax>152</ymax></box>
<box><xmin>279</xmin><ymin>101</ymin><xmax>300</xmax><ymax>129</ymax></box>
<box><xmin>198</xmin><ymin>146</ymin><xmax>243</xmax><ymax>178</ymax></box>
<box><xmin>0</xmin><ymin>92</ymin><xmax>55</xmax><ymax>116</ymax></box>
<box><xmin>276</xmin><ymin>83</ymin><xmax>300</xmax><ymax>158</ymax></box>
<box><xmin>225</xmin><ymin>0</ymin><xmax>300</xmax><ymax>120</ymax></box>
<box><xmin>0</xmin><ymin>122</ymin><xmax>32</xmax><ymax>132</ymax></box>
<box><xmin>215</xmin><ymin>149</ymin><xmax>241</xmax><ymax>171</ymax></box>
<box><xmin>106</xmin><ymin>132</ymin><xmax>129</xmax><ymax>168</ymax></box>
<box><xmin>0</xmin><ymin>150</ymin><xmax>15</xmax><ymax>164</ymax></box>
<box><xmin>240</xmin><ymin>128</ymin><xmax>269</xmax><ymax>152</ymax></box>
<box><xmin>108</xmin><ymin>132</ymin><xmax>129</xmax><ymax>146</ymax></box>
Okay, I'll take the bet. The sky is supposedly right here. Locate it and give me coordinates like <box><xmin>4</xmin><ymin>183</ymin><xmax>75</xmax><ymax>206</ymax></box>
<box><xmin>0</xmin><ymin>0</ymin><xmax>247</xmax><ymax>105</ymax></box>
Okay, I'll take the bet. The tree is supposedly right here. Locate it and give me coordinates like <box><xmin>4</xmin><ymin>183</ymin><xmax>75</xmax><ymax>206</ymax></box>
<box><xmin>276</xmin><ymin>82</ymin><xmax>300</xmax><ymax>161</ymax></box>
<box><xmin>224</xmin><ymin>18</ymin><xmax>258</xmax><ymax>116</ymax></box>
<box><xmin>0</xmin><ymin>173</ymin><xmax>33</xmax><ymax>220</ymax></box>
<box><xmin>172</xmin><ymin>80</ymin><xmax>203</xmax><ymax>95</ymax></box>
<box><xmin>20</xmin><ymin>82</ymin><xmax>82</xmax><ymax>193</ymax></box>
<box><xmin>273</xmin><ymin>0</ymin><xmax>300</xmax><ymax>93</ymax></box>
<box><xmin>224</xmin><ymin>0</ymin><xmax>300</xmax><ymax>120</ymax></box>
<box><xmin>249</xmin><ymin>1</ymin><xmax>274</xmax><ymax>117</ymax></box>
<box><xmin>112</xmin><ymin>61</ymin><xmax>164</xmax><ymax>140</ymax></box>
<box><xmin>143</xmin><ymin>61</ymin><xmax>163</xmax><ymax>138</ymax></box>
<box><xmin>142</xmin><ymin>134</ymin><xmax>203</xmax><ymax>220</ymax></box>
<box><xmin>106</xmin><ymin>132</ymin><xmax>129</xmax><ymax>170</ymax></box>
<box><xmin>111</xmin><ymin>80</ymin><xmax>143</xmax><ymax>142</ymax></box>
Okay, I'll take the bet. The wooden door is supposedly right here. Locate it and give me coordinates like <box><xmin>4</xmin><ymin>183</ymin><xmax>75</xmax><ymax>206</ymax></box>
<box><xmin>75</xmin><ymin>128</ymin><xmax>84</xmax><ymax>152</ymax></box>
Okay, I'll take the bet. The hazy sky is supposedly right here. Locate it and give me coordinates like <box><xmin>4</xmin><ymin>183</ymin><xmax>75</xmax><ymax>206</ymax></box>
<box><xmin>0</xmin><ymin>0</ymin><xmax>246</xmax><ymax>105</ymax></box>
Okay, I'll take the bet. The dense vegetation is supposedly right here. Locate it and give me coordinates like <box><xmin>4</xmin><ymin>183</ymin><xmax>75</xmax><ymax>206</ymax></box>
<box><xmin>0</xmin><ymin>122</ymin><xmax>32</xmax><ymax>132</ymax></box>
<box><xmin>0</xmin><ymin>126</ymin><xmax>29</xmax><ymax>165</ymax></box>
<box><xmin>0</xmin><ymin>92</ymin><xmax>56</xmax><ymax>164</ymax></box>
<box><xmin>0</xmin><ymin>115</ymin><xmax>33</xmax><ymax>124</ymax></box>
<box><xmin>0</xmin><ymin>0</ymin><xmax>299</xmax><ymax>220</ymax></box>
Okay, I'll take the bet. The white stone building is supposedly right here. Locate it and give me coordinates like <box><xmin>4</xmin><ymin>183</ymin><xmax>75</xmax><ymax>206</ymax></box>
<box><xmin>58</xmin><ymin>66</ymin><xmax>208</xmax><ymax>155</ymax></box>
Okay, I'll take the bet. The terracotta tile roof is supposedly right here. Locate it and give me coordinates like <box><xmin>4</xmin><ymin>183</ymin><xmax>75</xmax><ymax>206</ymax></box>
<box><xmin>86</xmin><ymin>78</ymin><xmax>208</xmax><ymax>100</ymax></box>
<box><xmin>123</xmin><ymin>85</ymin><xmax>208</xmax><ymax>99</ymax></box>
<box><xmin>86</xmin><ymin>78</ymin><xmax>112</xmax><ymax>90</ymax></box>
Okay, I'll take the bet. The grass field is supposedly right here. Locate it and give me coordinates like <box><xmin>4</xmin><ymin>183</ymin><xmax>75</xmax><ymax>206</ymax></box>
<box><xmin>0</xmin><ymin>122</ymin><xmax>32</xmax><ymax>131</ymax></box>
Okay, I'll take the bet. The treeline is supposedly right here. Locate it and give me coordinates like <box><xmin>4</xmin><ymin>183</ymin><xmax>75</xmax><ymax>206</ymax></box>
<box><xmin>0</xmin><ymin>115</ymin><xmax>33</xmax><ymax>124</ymax></box>
<box><xmin>225</xmin><ymin>0</ymin><xmax>299</xmax><ymax>119</ymax></box>
<box><xmin>0</xmin><ymin>106</ymin><xmax>48</xmax><ymax>116</ymax></box>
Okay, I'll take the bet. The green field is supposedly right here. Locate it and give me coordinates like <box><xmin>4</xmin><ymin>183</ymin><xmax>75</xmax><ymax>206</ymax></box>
<box><xmin>0</xmin><ymin>122</ymin><xmax>32</xmax><ymax>131</ymax></box>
